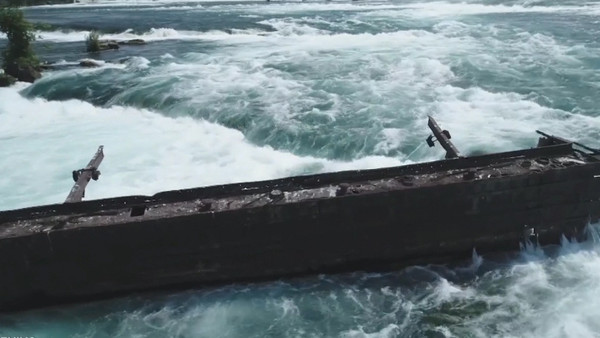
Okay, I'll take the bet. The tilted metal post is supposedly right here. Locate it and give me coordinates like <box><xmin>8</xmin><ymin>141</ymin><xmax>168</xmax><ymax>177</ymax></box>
<box><xmin>65</xmin><ymin>146</ymin><xmax>104</xmax><ymax>203</ymax></box>
<box><xmin>426</xmin><ymin>116</ymin><xmax>461</xmax><ymax>159</ymax></box>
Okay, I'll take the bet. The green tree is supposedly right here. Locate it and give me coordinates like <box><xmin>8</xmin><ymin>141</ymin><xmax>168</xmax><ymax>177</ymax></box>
<box><xmin>0</xmin><ymin>7</ymin><xmax>38</xmax><ymax>70</ymax></box>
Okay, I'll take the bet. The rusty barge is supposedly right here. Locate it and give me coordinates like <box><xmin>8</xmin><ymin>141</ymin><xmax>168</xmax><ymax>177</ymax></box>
<box><xmin>1</xmin><ymin>117</ymin><xmax>600</xmax><ymax>312</ymax></box>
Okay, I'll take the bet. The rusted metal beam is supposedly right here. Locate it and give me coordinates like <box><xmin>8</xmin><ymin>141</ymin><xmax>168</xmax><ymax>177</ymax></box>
<box><xmin>426</xmin><ymin>116</ymin><xmax>461</xmax><ymax>159</ymax></box>
<box><xmin>65</xmin><ymin>146</ymin><xmax>104</xmax><ymax>203</ymax></box>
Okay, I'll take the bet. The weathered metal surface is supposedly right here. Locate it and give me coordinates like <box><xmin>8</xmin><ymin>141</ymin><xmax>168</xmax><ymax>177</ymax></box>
<box><xmin>1</xmin><ymin>123</ymin><xmax>599</xmax><ymax>312</ymax></box>
<box><xmin>65</xmin><ymin>146</ymin><xmax>104</xmax><ymax>203</ymax></box>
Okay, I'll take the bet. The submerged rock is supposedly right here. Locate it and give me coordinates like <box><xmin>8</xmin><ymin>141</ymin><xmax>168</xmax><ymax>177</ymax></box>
<box><xmin>39</xmin><ymin>59</ymin><xmax>106</xmax><ymax>70</ymax></box>
<box><xmin>79</xmin><ymin>59</ymin><xmax>103</xmax><ymax>68</ymax></box>
<box><xmin>89</xmin><ymin>39</ymin><xmax>146</xmax><ymax>53</ymax></box>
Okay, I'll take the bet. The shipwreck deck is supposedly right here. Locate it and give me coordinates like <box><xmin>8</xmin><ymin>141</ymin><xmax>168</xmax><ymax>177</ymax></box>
<box><xmin>0</xmin><ymin>142</ymin><xmax>595</xmax><ymax>237</ymax></box>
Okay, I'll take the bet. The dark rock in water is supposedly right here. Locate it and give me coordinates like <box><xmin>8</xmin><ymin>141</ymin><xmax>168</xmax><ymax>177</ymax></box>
<box><xmin>0</xmin><ymin>73</ymin><xmax>16</xmax><ymax>87</ymax></box>
<box><xmin>38</xmin><ymin>62</ymin><xmax>54</xmax><ymax>71</ymax></box>
<box><xmin>96</xmin><ymin>40</ymin><xmax>120</xmax><ymax>51</ymax></box>
<box><xmin>39</xmin><ymin>61</ymin><xmax>79</xmax><ymax>70</ymax></box>
<box><xmin>95</xmin><ymin>38</ymin><xmax>149</xmax><ymax>49</ymax></box>
<box><xmin>79</xmin><ymin>59</ymin><xmax>102</xmax><ymax>68</ymax></box>
<box><xmin>4</xmin><ymin>63</ymin><xmax>41</xmax><ymax>83</ymax></box>
<box><xmin>106</xmin><ymin>42</ymin><xmax>120</xmax><ymax>50</ymax></box>
<box><xmin>118</xmin><ymin>39</ymin><xmax>147</xmax><ymax>45</ymax></box>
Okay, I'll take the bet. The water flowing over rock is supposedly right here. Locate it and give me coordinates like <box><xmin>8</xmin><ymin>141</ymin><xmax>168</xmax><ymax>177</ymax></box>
<box><xmin>79</xmin><ymin>59</ymin><xmax>102</xmax><ymax>67</ymax></box>
<box><xmin>97</xmin><ymin>40</ymin><xmax>120</xmax><ymax>51</ymax></box>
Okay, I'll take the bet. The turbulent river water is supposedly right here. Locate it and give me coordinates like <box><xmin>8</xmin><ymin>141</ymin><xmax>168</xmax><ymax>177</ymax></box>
<box><xmin>1</xmin><ymin>0</ymin><xmax>600</xmax><ymax>336</ymax></box>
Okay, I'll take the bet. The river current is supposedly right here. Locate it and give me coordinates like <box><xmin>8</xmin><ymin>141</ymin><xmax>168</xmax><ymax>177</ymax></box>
<box><xmin>1</xmin><ymin>0</ymin><xmax>600</xmax><ymax>336</ymax></box>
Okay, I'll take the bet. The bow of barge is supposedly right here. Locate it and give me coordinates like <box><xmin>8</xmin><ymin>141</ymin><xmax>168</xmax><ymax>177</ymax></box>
<box><xmin>1</xmin><ymin>117</ymin><xmax>599</xmax><ymax>311</ymax></box>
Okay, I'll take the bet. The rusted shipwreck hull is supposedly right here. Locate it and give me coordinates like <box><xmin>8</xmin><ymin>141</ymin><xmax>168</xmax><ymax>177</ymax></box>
<box><xmin>1</xmin><ymin>118</ymin><xmax>600</xmax><ymax>311</ymax></box>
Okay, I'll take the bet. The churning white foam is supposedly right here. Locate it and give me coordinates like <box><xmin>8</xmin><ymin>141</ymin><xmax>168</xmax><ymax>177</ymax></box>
<box><xmin>431</xmin><ymin>86</ymin><xmax>600</xmax><ymax>154</ymax></box>
<box><xmin>452</xmin><ymin>225</ymin><xmax>600</xmax><ymax>337</ymax></box>
<box><xmin>25</xmin><ymin>27</ymin><xmax>229</xmax><ymax>43</ymax></box>
<box><xmin>208</xmin><ymin>2</ymin><xmax>405</xmax><ymax>14</ymax></box>
<box><xmin>0</xmin><ymin>87</ymin><xmax>401</xmax><ymax>211</ymax></box>
<box><xmin>124</xmin><ymin>21</ymin><xmax>599</xmax><ymax>157</ymax></box>
<box><xmin>29</xmin><ymin>0</ymin><xmax>600</xmax><ymax>17</ymax></box>
<box><xmin>363</xmin><ymin>1</ymin><xmax>600</xmax><ymax>19</ymax></box>
<box><xmin>259</xmin><ymin>18</ymin><xmax>330</xmax><ymax>36</ymax></box>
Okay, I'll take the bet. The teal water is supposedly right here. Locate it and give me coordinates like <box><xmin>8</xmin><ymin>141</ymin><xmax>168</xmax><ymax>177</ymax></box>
<box><xmin>1</xmin><ymin>0</ymin><xmax>600</xmax><ymax>336</ymax></box>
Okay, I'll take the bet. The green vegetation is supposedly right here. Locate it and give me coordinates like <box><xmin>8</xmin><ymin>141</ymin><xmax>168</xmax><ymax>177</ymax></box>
<box><xmin>0</xmin><ymin>6</ymin><xmax>39</xmax><ymax>73</ymax></box>
<box><xmin>85</xmin><ymin>30</ymin><xmax>100</xmax><ymax>52</ymax></box>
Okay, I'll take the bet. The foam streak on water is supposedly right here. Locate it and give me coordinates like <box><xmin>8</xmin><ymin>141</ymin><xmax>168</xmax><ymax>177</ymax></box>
<box><xmin>1</xmin><ymin>0</ymin><xmax>600</xmax><ymax>336</ymax></box>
